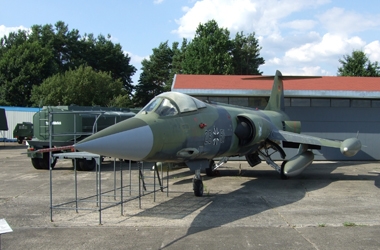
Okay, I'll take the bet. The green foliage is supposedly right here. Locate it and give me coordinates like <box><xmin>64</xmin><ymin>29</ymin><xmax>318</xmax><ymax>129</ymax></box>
<box><xmin>232</xmin><ymin>31</ymin><xmax>265</xmax><ymax>75</ymax></box>
<box><xmin>133</xmin><ymin>41</ymin><xmax>176</xmax><ymax>107</ymax></box>
<box><xmin>338</xmin><ymin>50</ymin><xmax>380</xmax><ymax>77</ymax></box>
<box><xmin>0</xmin><ymin>41</ymin><xmax>56</xmax><ymax>106</ymax></box>
<box><xmin>135</xmin><ymin>20</ymin><xmax>265</xmax><ymax>105</ymax></box>
<box><xmin>31</xmin><ymin>65</ymin><xmax>125</xmax><ymax>107</ymax></box>
<box><xmin>182</xmin><ymin>20</ymin><xmax>234</xmax><ymax>75</ymax></box>
<box><xmin>0</xmin><ymin>21</ymin><xmax>136</xmax><ymax>107</ymax></box>
<box><xmin>108</xmin><ymin>94</ymin><xmax>134</xmax><ymax>108</ymax></box>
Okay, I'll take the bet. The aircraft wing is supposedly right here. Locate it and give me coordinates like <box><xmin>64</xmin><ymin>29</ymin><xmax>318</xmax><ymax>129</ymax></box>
<box><xmin>269</xmin><ymin>130</ymin><xmax>341</xmax><ymax>148</ymax></box>
<box><xmin>269</xmin><ymin>130</ymin><xmax>361</xmax><ymax>157</ymax></box>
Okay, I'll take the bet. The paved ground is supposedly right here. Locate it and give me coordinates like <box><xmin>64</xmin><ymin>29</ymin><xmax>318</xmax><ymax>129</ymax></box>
<box><xmin>0</xmin><ymin>142</ymin><xmax>379</xmax><ymax>249</ymax></box>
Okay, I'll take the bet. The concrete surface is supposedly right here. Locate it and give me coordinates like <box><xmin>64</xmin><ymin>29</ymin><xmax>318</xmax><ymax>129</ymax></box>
<box><xmin>0</xmin><ymin>142</ymin><xmax>379</xmax><ymax>249</ymax></box>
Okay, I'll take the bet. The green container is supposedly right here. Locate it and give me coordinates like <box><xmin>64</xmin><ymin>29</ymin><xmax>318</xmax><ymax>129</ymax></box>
<box><xmin>33</xmin><ymin>106</ymin><xmax>135</xmax><ymax>142</ymax></box>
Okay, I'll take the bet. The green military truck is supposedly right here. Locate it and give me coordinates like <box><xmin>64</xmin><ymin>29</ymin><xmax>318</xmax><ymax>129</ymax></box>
<box><xmin>13</xmin><ymin>122</ymin><xmax>34</xmax><ymax>144</ymax></box>
<box><xmin>27</xmin><ymin>105</ymin><xmax>135</xmax><ymax>171</ymax></box>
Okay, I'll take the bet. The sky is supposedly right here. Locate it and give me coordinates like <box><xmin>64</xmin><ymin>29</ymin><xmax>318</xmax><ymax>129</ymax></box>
<box><xmin>1</xmin><ymin>0</ymin><xmax>380</xmax><ymax>85</ymax></box>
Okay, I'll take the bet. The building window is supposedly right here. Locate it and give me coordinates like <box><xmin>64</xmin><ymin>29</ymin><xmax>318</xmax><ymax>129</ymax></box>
<box><xmin>209</xmin><ymin>96</ymin><xmax>229</xmax><ymax>104</ymax></box>
<box><xmin>291</xmin><ymin>98</ymin><xmax>310</xmax><ymax>107</ymax></box>
<box><xmin>311</xmin><ymin>98</ymin><xmax>330</xmax><ymax>107</ymax></box>
<box><xmin>248</xmin><ymin>97</ymin><xmax>268</xmax><ymax>108</ymax></box>
<box><xmin>351</xmin><ymin>99</ymin><xmax>371</xmax><ymax>108</ymax></box>
<box><xmin>284</xmin><ymin>98</ymin><xmax>291</xmax><ymax>107</ymax></box>
<box><xmin>331</xmin><ymin>99</ymin><xmax>350</xmax><ymax>107</ymax></box>
<box><xmin>372</xmin><ymin>100</ymin><xmax>380</xmax><ymax>108</ymax></box>
<box><xmin>229</xmin><ymin>97</ymin><xmax>248</xmax><ymax>107</ymax></box>
<box><xmin>194</xmin><ymin>96</ymin><xmax>208</xmax><ymax>102</ymax></box>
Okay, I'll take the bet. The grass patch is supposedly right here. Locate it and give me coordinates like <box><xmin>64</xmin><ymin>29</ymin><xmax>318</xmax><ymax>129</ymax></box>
<box><xmin>343</xmin><ymin>222</ymin><xmax>356</xmax><ymax>227</ymax></box>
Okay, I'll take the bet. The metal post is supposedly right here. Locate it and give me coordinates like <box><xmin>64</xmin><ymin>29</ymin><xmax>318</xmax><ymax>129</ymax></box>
<box><xmin>154</xmin><ymin>162</ymin><xmax>156</xmax><ymax>202</ymax></box>
<box><xmin>74</xmin><ymin>114</ymin><xmax>78</xmax><ymax>213</ymax></box>
<box><xmin>98</xmin><ymin>158</ymin><xmax>102</xmax><ymax>225</ymax></box>
<box><xmin>96</xmin><ymin>158</ymin><xmax>99</xmax><ymax>207</ymax></box>
<box><xmin>167</xmin><ymin>163</ymin><xmax>169</xmax><ymax>197</ymax></box>
<box><xmin>113</xmin><ymin>158</ymin><xmax>116</xmax><ymax>200</ymax></box>
<box><xmin>49</xmin><ymin>111</ymin><xmax>53</xmax><ymax>222</ymax></box>
<box><xmin>120</xmin><ymin>160</ymin><xmax>123</xmax><ymax>216</ymax></box>
<box><xmin>138</xmin><ymin>162</ymin><xmax>141</xmax><ymax>209</ymax></box>
<box><xmin>129</xmin><ymin>160</ymin><xmax>132</xmax><ymax>196</ymax></box>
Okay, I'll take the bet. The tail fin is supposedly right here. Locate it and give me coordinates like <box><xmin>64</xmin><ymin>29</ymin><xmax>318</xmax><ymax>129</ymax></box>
<box><xmin>242</xmin><ymin>70</ymin><xmax>321</xmax><ymax>111</ymax></box>
<box><xmin>265</xmin><ymin>70</ymin><xmax>284</xmax><ymax>111</ymax></box>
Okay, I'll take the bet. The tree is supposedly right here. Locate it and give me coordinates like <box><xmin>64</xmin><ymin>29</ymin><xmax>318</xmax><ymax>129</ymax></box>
<box><xmin>133</xmin><ymin>41</ymin><xmax>176</xmax><ymax>107</ymax></box>
<box><xmin>232</xmin><ymin>32</ymin><xmax>264</xmax><ymax>75</ymax></box>
<box><xmin>85</xmin><ymin>33</ymin><xmax>136</xmax><ymax>93</ymax></box>
<box><xmin>0</xmin><ymin>21</ymin><xmax>136</xmax><ymax>106</ymax></box>
<box><xmin>338</xmin><ymin>50</ymin><xmax>380</xmax><ymax>77</ymax></box>
<box><xmin>31</xmin><ymin>65</ymin><xmax>125</xmax><ymax>107</ymax></box>
<box><xmin>168</xmin><ymin>39</ymin><xmax>188</xmax><ymax>87</ymax></box>
<box><xmin>0</xmin><ymin>41</ymin><xmax>56</xmax><ymax>106</ymax></box>
<box><xmin>182</xmin><ymin>20</ymin><xmax>234</xmax><ymax>75</ymax></box>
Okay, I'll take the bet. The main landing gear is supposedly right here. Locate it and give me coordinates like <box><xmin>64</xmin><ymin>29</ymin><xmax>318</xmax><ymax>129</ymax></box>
<box><xmin>193</xmin><ymin>169</ymin><xmax>203</xmax><ymax>197</ymax></box>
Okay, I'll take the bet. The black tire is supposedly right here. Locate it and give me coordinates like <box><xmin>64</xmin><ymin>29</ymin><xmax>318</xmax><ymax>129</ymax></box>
<box><xmin>17</xmin><ymin>137</ymin><xmax>24</xmax><ymax>144</ymax></box>
<box><xmin>31</xmin><ymin>153</ymin><xmax>57</xmax><ymax>170</ymax></box>
<box><xmin>31</xmin><ymin>158</ymin><xmax>44</xmax><ymax>169</ymax></box>
<box><xmin>280</xmin><ymin>161</ymin><xmax>288</xmax><ymax>180</ymax></box>
<box><xmin>193</xmin><ymin>178</ymin><xmax>204</xmax><ymax>197</ymax></box>
<box><xmin>74</xmin><ymin>158</ymin><xmax>96</xmax><ymax>171</ymax></box>
<box><xmin>205</xmin><ymin>160</ymin><xmax>215</xmax><ymax>177</ymax></box>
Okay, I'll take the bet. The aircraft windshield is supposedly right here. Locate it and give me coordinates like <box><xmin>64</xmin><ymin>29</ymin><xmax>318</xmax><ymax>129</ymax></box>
<box><xmin>140</xmin><ymin>92</ymin><xmax>206</xmax><ymax>115</ymax></box>
<box><xmin>155</xmin><ymin>98</ymin><xmax>178</xmax><ymax>116</ymax></box>
<box><xmin>157</xmin><ymin>92</ymin><xmax>206</xmax><ymax>113</ymax></box>
<box><xmin>141</xmin><ymin>98</ymin><xmax>162</xmax><ymax>113</ymax></box>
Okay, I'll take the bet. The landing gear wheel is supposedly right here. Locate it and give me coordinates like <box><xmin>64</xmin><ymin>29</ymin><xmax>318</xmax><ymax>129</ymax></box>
<box><xmin>193</xmin><ymin>178</ymin><xmax>204</xmax><ymax>197</ymax></box>
<box><xmin>280</xmin><ymin>161</ymin><xmax>288</xmax><ymax>180</ymax></box>
<box><xmin>206</xmin><ymin>160</ymin><xmax>215</xmax><ymax>177</ymax></box>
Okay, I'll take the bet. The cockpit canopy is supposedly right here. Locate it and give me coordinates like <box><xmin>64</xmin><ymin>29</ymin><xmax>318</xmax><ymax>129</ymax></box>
<box><xmin>139</xmin><ymin>92</ymin><xmax>207</xmax><ymax>117</ymax></box>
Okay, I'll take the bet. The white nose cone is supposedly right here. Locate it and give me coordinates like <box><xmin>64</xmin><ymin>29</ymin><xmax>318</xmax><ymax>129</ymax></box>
<box><xmin>75</xmin><ymin>125</ymin><xmax>154</xmax><ymax>161</ymax></box>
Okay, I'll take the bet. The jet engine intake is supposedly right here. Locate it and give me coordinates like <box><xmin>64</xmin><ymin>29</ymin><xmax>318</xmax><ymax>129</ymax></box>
<box><xmin>283</xmin><ymin>151</ymin><xmax>314</xmax><ymax>177</ymax></box>
<box><xmin>235</xmin><ymin>114</ymin><xmax>272</xmax><ymax>147</ymax></box>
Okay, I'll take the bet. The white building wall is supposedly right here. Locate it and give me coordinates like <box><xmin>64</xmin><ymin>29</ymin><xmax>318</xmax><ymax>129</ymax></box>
<box><xmin>0</xmin><ymin>107</ymin><xmax>39</xmax><ymax>140</ymax></box>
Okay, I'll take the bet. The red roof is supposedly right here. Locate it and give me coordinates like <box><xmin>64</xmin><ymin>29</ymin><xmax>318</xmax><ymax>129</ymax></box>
<box><xmin>173</xmin><ymin>74</ymin><xmax>380</xmax><ymax>91</ymax></box>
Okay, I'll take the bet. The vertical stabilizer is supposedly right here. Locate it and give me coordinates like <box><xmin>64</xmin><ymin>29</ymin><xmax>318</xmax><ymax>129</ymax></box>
<box><xmin>265</xmin><ymin>70</ymin><xmax>285</xmax><ymax>111</ymax></box>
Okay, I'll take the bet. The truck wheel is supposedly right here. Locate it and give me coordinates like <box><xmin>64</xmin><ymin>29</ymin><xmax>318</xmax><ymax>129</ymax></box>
<box><xmin>31</xmin><ymin>158</ymin><xmax>44</xmax><ymax>169</ymax></box>
<box><xmin>17</xmin><ymin>137</ymin><xmax>25</xmax><ymax>144</ymax></box>
<box><xmin>74</xmin><ymin>158</ymin><xmax>96</xmax><ymax>171</ymax></box>
<box><xmin>32</xmin><ymin>153</ymin><xmax>57</xmax><ymax>170</ymax></box>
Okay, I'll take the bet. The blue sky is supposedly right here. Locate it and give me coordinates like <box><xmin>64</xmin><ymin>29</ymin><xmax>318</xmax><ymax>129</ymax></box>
<box><xmin>1</xmin><ymin>0</ymin><xmax>380</xmax><ymax>85</ymax></box>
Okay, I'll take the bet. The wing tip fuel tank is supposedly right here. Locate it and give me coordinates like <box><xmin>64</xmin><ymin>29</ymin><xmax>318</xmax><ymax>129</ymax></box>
<box><xmin>340</xmin><ymin>138</ymin><xmax>361</xmax><ymax>157</ymax></box>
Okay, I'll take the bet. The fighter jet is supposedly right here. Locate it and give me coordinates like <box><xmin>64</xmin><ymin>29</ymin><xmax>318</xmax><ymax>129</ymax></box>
<box><xmin>74</xmin><ymin>70</ymin><xmax>362</xmax><ymax>196</ymax></box>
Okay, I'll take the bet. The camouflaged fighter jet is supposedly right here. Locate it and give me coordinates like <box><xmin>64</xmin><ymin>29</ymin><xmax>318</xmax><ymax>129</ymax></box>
<box><xmin>74</xmin><ymin>70</ymin><xmax>362</xmax><ymax>196</ymax></box>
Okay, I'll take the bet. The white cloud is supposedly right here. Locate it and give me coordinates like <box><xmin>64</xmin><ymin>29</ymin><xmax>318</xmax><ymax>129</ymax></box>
<box><xmin>281</xmin><ymin>20</ymin><xmax>317</xmax><ymax>31</ymax></box>
<box><xmin>153</xmin><ymin>0</ymin><xmax>164</xmax><ymax>4</ymax></box>
<box><xmin>318</xmin><ymin>7</ymin><xmax>380</xmax><ymax>35</ymax></box>
<box><xmin>0</xmin><ymin>25</ymin><xmax>30</xmax><ymax>38</ymax></box>
<box><xmin>285</xmin><ymin>33</ymin><xmax>366</xmax><ymax>62</ymax></box>
<box><xmin>364</xmin><ymin>41</ymin><xmax>380</xmax><ymax>62</ymax></box>
<box><xmin>173</xmin><ymin>0</ymin><xmax>330</xmax><ymax>39</ymax></box>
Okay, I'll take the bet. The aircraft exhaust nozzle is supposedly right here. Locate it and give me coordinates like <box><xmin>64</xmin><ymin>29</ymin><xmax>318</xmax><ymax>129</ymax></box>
<box><xmin>340</xmin><ymin>138</ymin><xmax>361</xmax><ymax>157</ymax></box>
<box><xmin>283</xmin><ymin>151</ymin><xmax>314</xmax><ymax>177</ymax></box>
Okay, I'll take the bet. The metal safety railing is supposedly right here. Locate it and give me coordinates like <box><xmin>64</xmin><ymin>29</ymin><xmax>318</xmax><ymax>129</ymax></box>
<box><xmin>46</xmin><ymin>110</ymin><xmax>169</xmax><ymax>224</ymax></box>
